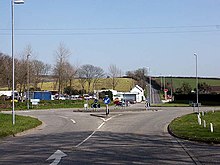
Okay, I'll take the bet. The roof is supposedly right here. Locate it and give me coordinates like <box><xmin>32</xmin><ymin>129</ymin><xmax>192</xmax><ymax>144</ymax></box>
<box><xmin>131</xmin><ymin>85</ymin><xmax>144</xmax><ymax>93</ymax></box>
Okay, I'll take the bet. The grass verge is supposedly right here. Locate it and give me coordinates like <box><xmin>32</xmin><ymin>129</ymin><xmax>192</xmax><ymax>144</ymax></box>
<box><xmin>0</xmin><ymin>100</ymin><xmax>113</xmax><ymax>111</ymax></box>
<box><xmin>0</xmin><ymin>113</ymin><xmax>42</xmax><ymax>138</ymax></box>
<box><xmin>153</xmin><ymin>103</ymin><xmax>189</xmax><ymax>107</ymax></box>
<box><xmin>169</xmin><ymin>111</ymin><xmax>220</xmax><ymax>143</ymax></box>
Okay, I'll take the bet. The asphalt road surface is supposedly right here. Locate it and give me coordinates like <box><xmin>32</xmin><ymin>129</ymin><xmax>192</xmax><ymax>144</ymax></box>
<box><xmin>0</xmin><ymin>104</ymin><xmax>220</xmax><ymax>164</ymax></box>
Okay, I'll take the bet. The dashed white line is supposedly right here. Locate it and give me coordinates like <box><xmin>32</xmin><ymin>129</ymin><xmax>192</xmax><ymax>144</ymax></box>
<box><xmin>58</xmin><ymin>115</ymin><xmax>68</xmax><ymax>119</ymax></box>
<box><xmin>71</xmin><ymin>119</ymin><xmax>76</xmax><ymax>124</ymax></box>
<box><xmin>97</xmin><ymin>122</ymin><xmax>105</xmax><ymax>129</ymax></box>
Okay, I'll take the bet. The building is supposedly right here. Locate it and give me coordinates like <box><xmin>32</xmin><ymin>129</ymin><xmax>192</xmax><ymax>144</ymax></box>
<box><xmin>95</xmin><ymin>85</ymin><xmax>145</xmax><ymax>103</ymax></box>
<box><xmin>130</xmin><ymin>85</ymin><xmax>146</xmax><ymax>102</ymax></box>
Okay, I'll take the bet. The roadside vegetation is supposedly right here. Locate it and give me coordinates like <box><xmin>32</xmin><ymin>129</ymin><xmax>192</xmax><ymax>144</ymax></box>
<box><xmin>169</xmin><ymin>111</ymin><xmax>220</xmax><ymax>143</ymax></box>
<box><xmin>0</xmin><ymin>113</ymin><xmax>42</xmax><ymax>138</ymax></box>
<box><xmin>0</xmin><ymin>99</ymin><xmax>112</xmax><ymax>111</ymax></box>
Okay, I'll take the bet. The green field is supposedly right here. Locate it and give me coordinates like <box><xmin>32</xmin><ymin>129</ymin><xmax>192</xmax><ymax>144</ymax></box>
<box><xmin>38</xmin><ymin>78</ymin><xmax>135</xmax><ymax>92</ymax></box>
<box><xmin>153</xmin><ymin>77</ymin><xmax>220</xmax><ymax>90</ymax></box>
<box><xmin>169</xmin><ymin>111</ymin><xmax>220</xmax><ymax>143</ymax></box>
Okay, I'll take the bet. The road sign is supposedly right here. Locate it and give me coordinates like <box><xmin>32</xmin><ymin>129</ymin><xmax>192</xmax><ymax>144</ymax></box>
<box><xmin>104</xmin><ymin>97</ymin><xmax>110</xmax><ymax>105</ymax></box>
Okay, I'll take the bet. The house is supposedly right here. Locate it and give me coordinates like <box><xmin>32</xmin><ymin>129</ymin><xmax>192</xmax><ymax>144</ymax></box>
<box><xmin>130</xmin><ymin>85</ymin><xmax>146</xmax><ymax>102</ymax></box>
<box><xmin>94</xmin><ymin>85</ymin><xmax>145</xmax><ymax>103</ymax></box>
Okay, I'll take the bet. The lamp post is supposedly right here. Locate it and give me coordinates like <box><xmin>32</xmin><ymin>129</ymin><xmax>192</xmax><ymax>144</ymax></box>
<box><xmin>27</xmin><ymin>54</ymin><xmax>30</xmax><ymax>110</ymax></box>
<box><xmin>12</xmin><ymin>0</ymin><xmax>24</xmax><ymax>125</ymax></box>
<box><xmin>194</xmin><ymin>53</ymin><xmax>199</xmax><ymax>113</ymax></box>
<box><xmin>146</xmin><ymin>67</ymin><xmax>152</xmax><ymax>106</ymax></box>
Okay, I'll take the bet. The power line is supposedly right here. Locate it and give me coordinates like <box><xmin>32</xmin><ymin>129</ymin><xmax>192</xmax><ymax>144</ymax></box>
<box><xmin>1</xmin><ymin>24</ymin><xmax>220</xmax><ymax>35</ymax></box>
<box><xmin>1</xmin><ymin>30</ymin><xmax>220</xmax><ymax>36</ymax></box>
<box><xmin>0</xmin><ymin>24</ymin><xmax>220</xmax><ymax>31</ymax></box>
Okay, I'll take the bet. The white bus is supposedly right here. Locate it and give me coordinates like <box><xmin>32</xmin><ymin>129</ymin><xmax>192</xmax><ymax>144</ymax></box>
<box><xmin>0</xmin><ymin>91</ymin><xmax>19</xmax><ymax>100</ymax></box>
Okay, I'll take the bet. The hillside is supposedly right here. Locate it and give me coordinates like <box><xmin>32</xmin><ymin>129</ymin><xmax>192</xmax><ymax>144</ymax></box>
<box><xmin>153</xmin><ymin>77</ymin><xmax>220</xmax><ymax>91</ymax></box>
<box><xmin>39</xmin><ymin>78</ymin><xmax>135</xmax><ymax>92</ymax></box>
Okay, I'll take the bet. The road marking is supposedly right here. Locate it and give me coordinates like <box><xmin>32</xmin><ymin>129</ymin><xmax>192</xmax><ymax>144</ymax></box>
<box><xmin>164</xmin><ymin>123</ymin><xmax>169</xmax><ymax>133</ymax></box>
<box><xmin>101</xmin><ymin>114</ymin><xmax>122</xmax><ymax>122</ymax></box>
<box><xmin>75</xmin><ymin>114</ymin><xmax>122</xmax><ymax>148</ymax></box>
<box><xmin>58</xmin><ymin>116</ymin><xmax>68</xmax><ymax>119</ymax></box>
<box><xmin>59</xmin><ymin>116</ymin><xmax>76</xmax><ymax>124</ymax></box>
<box><xmin>71</xmin><ymin>119</ymin><xmax>76</xmax><ymax>124</ymax></box>
<box><xmin>97</xmin><ymin>122</ymin><xmax>105</xmax><ymax>129</ymax></box>
<box><xmin>47</xmin><ymin>150</ymin><xmax>67</xmax><ymax>165</ymax></box>
<box><xmin>75</xmin><ymin>130</ymin><xmax>96</xmax><ymax>148</ymax></box>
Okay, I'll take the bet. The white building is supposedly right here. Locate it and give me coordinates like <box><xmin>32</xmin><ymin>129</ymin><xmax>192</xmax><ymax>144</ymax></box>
<box><xmin>130</xmin><ymin>85</ymin><xmax>146</xmax><ymax>102</ymax></box>
<box><xmin>94</xmin><ymin>85</ymin><xmax>145</xmax><ymax>103</ymax></box>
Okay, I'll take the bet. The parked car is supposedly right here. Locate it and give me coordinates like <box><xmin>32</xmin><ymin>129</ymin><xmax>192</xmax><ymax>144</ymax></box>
<box><xmin>54</xmin><ymin>94</ymin><xmax>66</xmax><ymax>100</ymax></box>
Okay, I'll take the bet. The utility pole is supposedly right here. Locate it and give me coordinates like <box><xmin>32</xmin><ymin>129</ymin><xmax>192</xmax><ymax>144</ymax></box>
<box><xmin>194</xmin><ymin>53</ymin><xmax>199</xmax><ymax>113</ymax></box>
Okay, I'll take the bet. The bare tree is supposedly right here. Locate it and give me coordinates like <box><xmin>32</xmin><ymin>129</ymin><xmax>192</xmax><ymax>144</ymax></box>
<box><xmin>31</xmin><ymin>60</ymin><xmax>51</xmax><ymax>90</ymax></box>
<box><xmin>15</xmin><ymin>45</ymin><xmax>33</xmax><ymax>94</ymax></box>
<box><xmin>92</xmin><ymin>66</ymin><xmax>105</xmax><ymax>91</ymax></box>
<box><xmin>0</xmin><ymin>53</ymin><xmax>12</xmax><ymax>89</ymax></box>
<box><xmin>126</xmin><ymin>67</ymin><xmax>148</xmax><ymax>89</ymax></box>
<box><xmin>16</xmin><ymin>58</ymin><xmax>27</xmax><ymax>93</ymax></box>
<box><xmin>63</xmin><ymin>62</ymin><xmax>77</xmax><ymax>88</ymax></box>
<box><xmin>108</xmin><ymin>64</ymin><xmax>122</xmax><ymax>90</ymax></box>
<box><xmin>78</xmin><ymin>64</ymin><xmax>104</xmax><ymax>93</ymax></box>
<box><xmin>53</xmin><ymin>43</ymin><xmax>71</xmax><ymax>94</ymax></box>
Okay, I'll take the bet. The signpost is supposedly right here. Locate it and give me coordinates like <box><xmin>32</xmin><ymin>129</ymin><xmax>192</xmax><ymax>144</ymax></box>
<box><xmin>164</xmin><ymin>88</ymin><xmax>168</xmax><ymax>100</ymax></box>
<box><xmin>103</xmin><ymin>96</ymin><xmax>110</xmax><ymax>115</ymax></box>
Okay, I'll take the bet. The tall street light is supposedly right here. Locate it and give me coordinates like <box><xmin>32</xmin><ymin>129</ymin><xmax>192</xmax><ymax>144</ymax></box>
<box><xmin>27</xmin><ymin>54</ymin><xmax>30</xmax><ymax>110</ymax></box>
<box><xmin>146</xmin><ymin>67</ymin><xmax>152</xmax><ymax>106</ymax></box>
<box><xmin>194</xmin><ymin>53</ymin><xmax>199</xmax><ymax>113</ymax></box>
<box><xmin>12</xmin><ymin>0</ymin><xmax>24</xmax><ymax>125</ymax></box>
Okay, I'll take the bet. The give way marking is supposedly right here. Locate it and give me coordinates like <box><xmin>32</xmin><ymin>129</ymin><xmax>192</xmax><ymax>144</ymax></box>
<box><xmin>46</xmin><ymin>114</ymin><xmax>122</xmax><ymax>164</ymax></box>
<box><xmin>75</xmin><ymin>114</ymin><xmax>122</xmax><ymax>148</ymax></box>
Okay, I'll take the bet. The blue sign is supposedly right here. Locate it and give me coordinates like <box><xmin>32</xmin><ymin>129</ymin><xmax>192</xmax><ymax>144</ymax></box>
<box><xmin>104</xmin><ymin>97</ymin><xmax>110</xmax><ymax>105</ymax></box>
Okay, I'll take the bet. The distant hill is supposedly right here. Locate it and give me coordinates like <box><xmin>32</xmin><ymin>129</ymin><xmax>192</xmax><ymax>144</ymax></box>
<box><xmin>38</xmin><ymin>77</ymin><xmax>136</xmax><ymax>93</ymax></box>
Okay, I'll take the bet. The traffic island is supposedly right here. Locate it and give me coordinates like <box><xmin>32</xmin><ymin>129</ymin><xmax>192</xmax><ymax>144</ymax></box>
<box><xmin>168</xmin><ymin>110</ymin><xmax>220</xmax><ymax>144</ymax></box>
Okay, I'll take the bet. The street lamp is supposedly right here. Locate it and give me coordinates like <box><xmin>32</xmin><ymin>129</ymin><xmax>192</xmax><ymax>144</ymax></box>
<box><xmin>27</xmin><ymin>54</ymin><xmax>30</xmax><ymax>110</ymax></box>
<box><xmin>194</xmin><ymin>53</ymin><xmax>199</xmax><ymax>113</ymax></box>
<box><xmin>146</xmin><ymin>67</ymin><xmax>152</xmax><ymax>106</ymax></box>
<box><xmin>12</xmin><ymin>0</ymin><xmax>24</xmax><ymax>125</ymax></box>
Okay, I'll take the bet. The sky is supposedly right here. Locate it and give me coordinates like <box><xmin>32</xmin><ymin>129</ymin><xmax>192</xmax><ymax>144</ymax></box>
<box><xmin>1</xmin><ymin>0</ymin><xmax>220</xmax><ymax>77</ymax></box>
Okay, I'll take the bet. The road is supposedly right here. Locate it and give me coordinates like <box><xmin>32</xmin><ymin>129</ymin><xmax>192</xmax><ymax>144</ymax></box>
<box><xmin>0</xmin><ymin>105</ymin><xmax>220</xmax><ymax>164</ymax></box>
<box><xmin>151</xmin><ymin>87</ymin><xmax>161</xmax><ymax>104</ymax></box>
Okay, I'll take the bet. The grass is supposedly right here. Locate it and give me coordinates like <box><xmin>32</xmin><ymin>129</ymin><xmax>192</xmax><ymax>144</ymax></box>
<box><xmin>153</xmin><ymin>103</ymin><xmax>189</xmax><ymax>107</ymax></box>
<box><xmin>154</xmin><ymin>77</ymin><xmax>220</xmax><ymax>90</ymax></box>
<box><xmin>0</xmin><ymin>113</ymin><xmax>42</xmax><ymax>138</ymax></box>
<box><xmin>169</xmin><ymin>111</ymin><xmax>220</xmax><ymax>143</ymax></box>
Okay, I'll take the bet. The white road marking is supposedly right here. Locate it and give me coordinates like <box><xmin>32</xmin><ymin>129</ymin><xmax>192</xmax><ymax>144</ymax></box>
<box><xmin>100</xmin><ymin>117</ymin><xmax>106</xmax><ymax>122</ymax></box>
<box><xmin>59</xmin><ymin>116</ymin><xmax>76</xmax><ymax>124</ymax></box>
<box><xmin>97</xmin><ymin>122</ymin><xmax>105</xmax><ymax>129</ymax></box>
<box><xmin>75</xmin><ymin>114</ymin><xmax>122</xmax><ymax>148</ymax></box>
<box><xmin>71</xmin><ymin>119</ymin><xmax>76</xmax><ymax>124</ymax></box>
<box><xmin>75</xmin><ymin>130</ymin><xmax>96</xmax><ymax>148</ymax></box>
<box><xmin>58</xmin><ymin>116</ymin><xmax>68</xmax><ymax>119</ymax></box>
<box><xmin>47</xmin><ymin>150</ymin><xmax>67</xmax><ymax>165</ymax></box>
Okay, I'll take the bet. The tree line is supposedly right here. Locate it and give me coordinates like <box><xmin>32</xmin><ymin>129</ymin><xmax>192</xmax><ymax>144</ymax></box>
<box><xmin>0</xmin><ymin>43</ymin><xmax>123</xmax><ymax>96</ymax></box>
